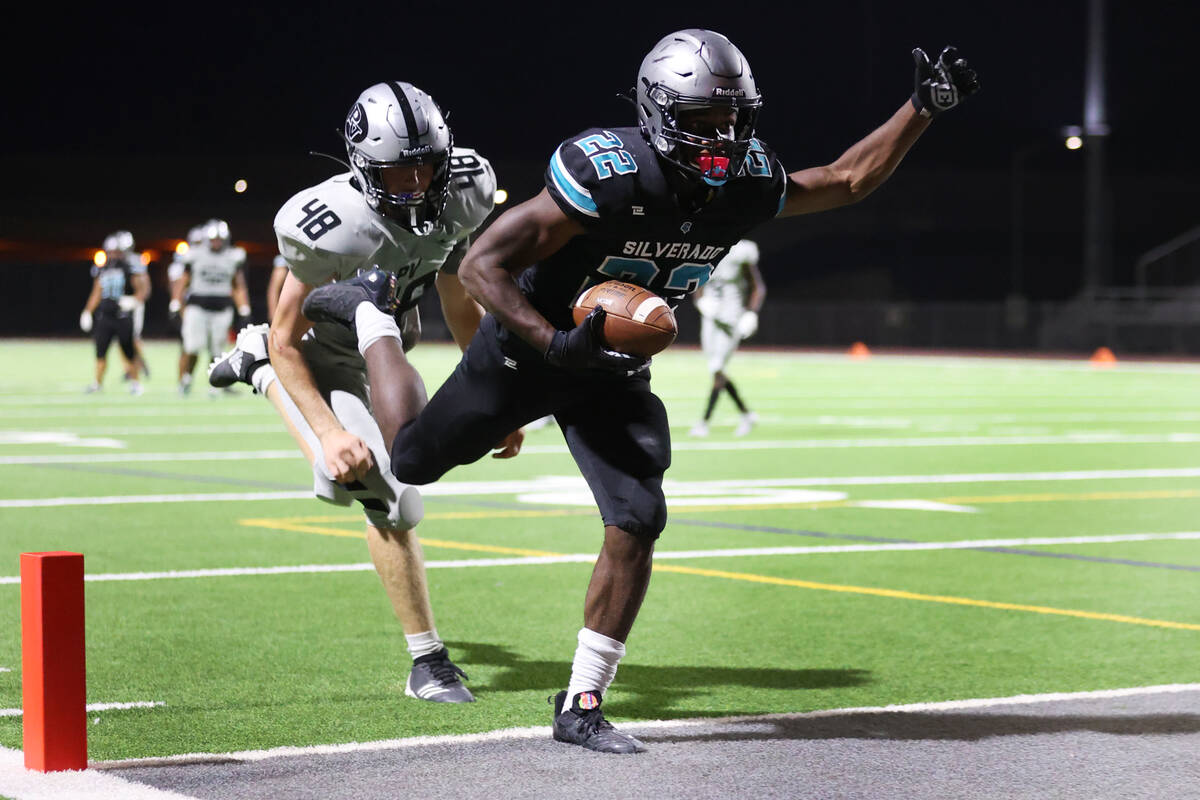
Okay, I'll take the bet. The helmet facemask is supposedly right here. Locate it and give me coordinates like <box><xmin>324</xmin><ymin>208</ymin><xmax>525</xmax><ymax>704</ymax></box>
<box><xmin>347</xmin><ymin>144</ymin><xmax>453</xmax><ymax>235</ymax></box>
<box><xmin>647</xmin><ymin>89</ymin><xmax>761</xmax><ymax>186</ymax></box>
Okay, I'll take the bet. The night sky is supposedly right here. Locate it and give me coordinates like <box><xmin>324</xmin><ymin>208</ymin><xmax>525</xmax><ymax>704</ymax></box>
<box><xmin>5</xmin><ymin>1</ymin><xmax>1198</xmax><ymax>301</ymax></box>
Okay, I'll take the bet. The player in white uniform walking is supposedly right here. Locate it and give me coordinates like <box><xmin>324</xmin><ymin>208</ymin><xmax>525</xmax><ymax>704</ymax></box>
<box><xmin>690</xmin><ymin>238</ymin><xmax>766</xmax><ymax>437</ymax></box>
<box><xmin>174</xmin><ymin>219</ymin><xmax>251</xmax><ymax>395</ymax></box>
<box><xmin>208</xmin><ymin>81</ymin><xmax>520</xmax><ymax>702</ymax></box>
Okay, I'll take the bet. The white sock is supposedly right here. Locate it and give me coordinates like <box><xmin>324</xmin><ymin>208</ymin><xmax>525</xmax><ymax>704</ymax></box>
<box><xmin>405</xmin><ymin>629</ymin><xmax>444</xmax><ymax>660</ymax></box>
<box><xmin>564</xmin><ymin>627</ymin><xmax>625</xmax><ymax>708</ymax></box>
<box><xmin>251</xmin><ymin>363</ymin><xmax>277</xmax><ymax>396</ymax></box>
<box><xmin>355</xmin><ymin>303</ymin><xmax>401</xmax><ymax>357</ymax></box>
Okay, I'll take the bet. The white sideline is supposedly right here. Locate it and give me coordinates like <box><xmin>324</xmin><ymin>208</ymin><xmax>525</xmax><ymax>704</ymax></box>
<box><xmin>0</xmin><ymin>702</ymin><xmax>164</xmax><ymax>718</ymax></box>
<box><xmin>4</xmin><ymin>465</ymin><xmax>1200</xmax><ymax>508</ymax></box>
<box><xmin>84</xmin><ymin>683</ymin><xmax>1200</xmax><ymax>769</ymax></box>
<box><xmin>1</xmin><ymin>531</ymin><xmax>1197</xmax><ymax>586</ymax></box>
<box><xmin>4</xmin><ymin>432</ymin><xmax>1200</xmax><ymax>465</ymax></box>
<box><xmin>0</xmin><ymin>746</ymin><xmax>193</xmax><ymax>800</ymax></box>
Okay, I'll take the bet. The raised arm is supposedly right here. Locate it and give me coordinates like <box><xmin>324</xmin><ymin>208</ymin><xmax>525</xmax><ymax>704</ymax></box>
<box><xmin>780</xmin><ymin>45</ymin><xmax>979</xmax><ymax>217</ymax></box>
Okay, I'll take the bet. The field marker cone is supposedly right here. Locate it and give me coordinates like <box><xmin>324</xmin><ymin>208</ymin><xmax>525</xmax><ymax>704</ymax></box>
<box><xmin>1089</xmin><ymin>347</ymin><xmax>1117</xmax><ymax>368</ymax></box>
<box><xmin>21</xmin><ymin>552</ymin><xmax>87</xmax><ymax>771</ymax></box>
<box><xmin>848</xmin><ymin>341</ymin><xmax>871</xmax><ymax>360</ymax></box>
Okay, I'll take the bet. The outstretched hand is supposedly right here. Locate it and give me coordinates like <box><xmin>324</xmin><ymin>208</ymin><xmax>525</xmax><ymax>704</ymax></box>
<box><xmin>911</xmin><ymin>46</ymin><xmax>980</xmax><ymax>117</ymax></box>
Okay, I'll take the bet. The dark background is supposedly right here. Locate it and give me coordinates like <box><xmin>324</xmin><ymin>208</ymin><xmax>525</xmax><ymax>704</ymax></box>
<box><xmin>3</xmin><ymin>1</ymin><xmax>1198</xmax><ymax>336</ymax></box>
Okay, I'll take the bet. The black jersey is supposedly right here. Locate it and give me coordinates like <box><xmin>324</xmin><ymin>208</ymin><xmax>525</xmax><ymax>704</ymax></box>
<box><xmin>529</xmin><ymin>125</ymin><xmax>786</xmax><ymax>330</ymax></box>
<box><xmin>90</xmin><ymin>254</ymin><xmax>145</xmax><ymax>316</ymax></box>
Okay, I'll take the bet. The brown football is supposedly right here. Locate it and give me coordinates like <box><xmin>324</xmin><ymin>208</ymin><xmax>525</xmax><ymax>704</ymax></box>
<box><xmin>572</xmin><ymin>280</ymin><xmax>677</xmax><ymax>357</ymax></box>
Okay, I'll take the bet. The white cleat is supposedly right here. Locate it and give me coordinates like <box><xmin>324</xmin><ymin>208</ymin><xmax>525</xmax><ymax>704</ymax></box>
<box><xmin>734</xmin><ymin>411</ymin><xmax>758</xmax><ymax>437</ymax></box>
<box><xmin>689</xmin><ymin>420</ymin><xmax>709</xmax><ymax>437</ymax></box>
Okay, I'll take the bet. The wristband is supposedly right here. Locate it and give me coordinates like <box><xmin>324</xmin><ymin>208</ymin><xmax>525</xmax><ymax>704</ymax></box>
<box><xmin>237</xmin><ymin>304</ymin><xmax>251</xmax><ymax>317</ymax></box>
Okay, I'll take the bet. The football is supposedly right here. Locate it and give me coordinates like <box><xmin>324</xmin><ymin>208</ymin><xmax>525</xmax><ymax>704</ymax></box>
<box><xmin>572</xmin><ymin>280</ymin><xmax>677</xmax><ymax>357</ymax></box>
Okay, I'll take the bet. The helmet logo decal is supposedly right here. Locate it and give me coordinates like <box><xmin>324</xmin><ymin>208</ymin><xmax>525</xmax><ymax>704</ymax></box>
<box><xmin>345</xmin><ymin>103</ymin><xmax>368</xmax><ymax>143</ymax></box>
<box><xmin>712</xmin><ymin>87</ymin><xmax>745</xmax><ymax>97</ymax></box>
<box><xmin>680</xmin><ymin>221</ymin><xmax>693</xmax><ymax>234</ymax></box>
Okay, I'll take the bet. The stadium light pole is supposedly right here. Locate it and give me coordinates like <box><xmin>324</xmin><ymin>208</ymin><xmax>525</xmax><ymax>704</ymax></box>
<box><xmin>1009</xmin><ymin>127</ymin><xmax>1084</xmax><ymax>302</ymax></box>
<box><xmin>1082</xmin><ymin>0</ymin><xmax>1111</xmax><ymax>290</ymax></box>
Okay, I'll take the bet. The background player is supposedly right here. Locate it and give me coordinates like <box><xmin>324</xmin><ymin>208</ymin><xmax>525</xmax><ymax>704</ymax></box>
<box><xmin>80</xmin><ymin>231</ymin><xmax>150</xmax><ymax>394</ymax></box>
<box><xmin>173</xmin><ymin>219</ymin><xmax>250</xmax><ymax>396</ymax></box>
<box><xmin>304</xmin><ymin>30</ymin><xmax>977</xmax><ymax>751</ymax></box>
<box><xmin>209</xmin><ymin>81</ymin><xmax>520</xmax><ymax>702</ymax></box>
<box><xmin>690</xmin><ymin>238</ymin><xmax>766</xmax><ymax>437</ymax></box>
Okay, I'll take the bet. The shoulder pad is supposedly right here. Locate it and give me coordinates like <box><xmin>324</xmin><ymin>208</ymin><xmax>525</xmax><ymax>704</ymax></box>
<box><xmin>274</xmin><ymin>174</ymin><xmax>382</xmax><ymax>284</ymax></box>
<box><xmin>546</xmin><ymin>128</ymin><xmax>642</xmax><ymax>222</ymax></box>
<box><xmin>442</xmin><ymin>147</ymin><xmax>497</xmax><ymax>237</ymax></box>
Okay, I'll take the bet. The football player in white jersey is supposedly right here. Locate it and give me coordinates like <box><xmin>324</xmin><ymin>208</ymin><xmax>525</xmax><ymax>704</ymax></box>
<box><xmin>208</xmin><ymin>81</ymin><xmax>520</xmax><ymax>702</ymax></box>
<box><xmin>173</xmin><ymin>220</ymin><xmax>251</xmax><ymax>395</ymax></box>
<box><xmin>690</xmin><ymin>238</ymin><xmax>766</xmax><ymax>437</ymax></box>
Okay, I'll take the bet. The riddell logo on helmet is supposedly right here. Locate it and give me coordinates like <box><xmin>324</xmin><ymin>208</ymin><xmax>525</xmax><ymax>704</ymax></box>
<box><xmin>712</xmin><ymin>87</ymin><xmax>745</xmax><ymax>97</ymax></box>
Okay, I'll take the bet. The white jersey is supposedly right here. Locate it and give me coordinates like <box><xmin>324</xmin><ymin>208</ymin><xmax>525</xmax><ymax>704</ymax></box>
<box><xmin>704</xmin><ymin>239</ymin><xmax>759</xmax><ymax>324</ymax></box>
<box><xmin>274</xmin><ymin>147</ymin><xmax>496</xmax><ymax>366</ymax></box>
<box><xmin>183</xmin><ymin>243</ymin><xmax>246</xmax><ymax>305</ymax></box>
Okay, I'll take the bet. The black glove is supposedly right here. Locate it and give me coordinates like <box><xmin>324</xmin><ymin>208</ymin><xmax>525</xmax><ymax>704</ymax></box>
<box><xmin>911</xmin><ymin>46</ymin><xmax>979</xmax><ymax>118</ymax></box>
<box><xmin>544</xmin><ymin>307</ymin><xmax>648</xmax><ymax>375</ymax></box>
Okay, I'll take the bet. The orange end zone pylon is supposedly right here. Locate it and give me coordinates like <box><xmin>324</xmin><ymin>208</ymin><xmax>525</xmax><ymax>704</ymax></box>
<box><xmin>848</xmin><ymin>341</ymin><xmax>871</xmax><ymax>360</ymax></box>
<box><xmin>1090</xmin><ymin>347</ymin><xmax>1117</xmax><ymax>368</ymax></box>
<box><xmin>21</xmin><ymin>552</ymin><xmax>87</xmax><ymax>772</ymax></box>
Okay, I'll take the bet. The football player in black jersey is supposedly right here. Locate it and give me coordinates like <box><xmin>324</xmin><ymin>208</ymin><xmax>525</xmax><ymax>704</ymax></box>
<box><xmin>304</xmin><ymin>29</ymin><xmax>978</xmax><ymax>752</ymax></box>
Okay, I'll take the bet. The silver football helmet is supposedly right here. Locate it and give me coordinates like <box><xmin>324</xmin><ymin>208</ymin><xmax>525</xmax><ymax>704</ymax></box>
<box><xmin>203</xmin><ymin>219</ymin><xmax>230</xmax><ymax>250</ymax></box>
<box><xmin>343</xmin><ymin>81</ymin><xmax>453</xmax><ymax>234</ymax></box>
<box><xmin>103</xmin><ymin>230</ymin><xmax>135</xmax><ymax>254</ymax></box>
<box><xmin>636</xmin><ymin>29</ymin><xmax>762</xmax><ymax>186</ymax></box>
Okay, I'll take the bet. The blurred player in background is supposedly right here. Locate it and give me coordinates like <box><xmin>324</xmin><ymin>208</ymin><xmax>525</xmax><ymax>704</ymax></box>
<box><xmin>309</xmin><ymin>30</ymin><xmax>978</xmax><ymax>752</ymax></box>
<box><xmin>173</xmin><ymin>219</ymin><xmax>250</xmax><ymax>396</ymax></box>
<box><xmin>167</xmin><ymin>224</ymin><xmax>205</xmax><ymax>328</ymax></box>
<box><xmin>80</xmin><ymin>231</ymin><xmax>150</xmax><ymax>394</ymax></box>
<box><xmin>690</xmin><ymin>238</ymin><xmax>766</xmax><ymax>437</ymax></box>
<box><xmin>208</xmin><ymin>81</ymin><xmax>520</xmax><ymax>702</ymax></box>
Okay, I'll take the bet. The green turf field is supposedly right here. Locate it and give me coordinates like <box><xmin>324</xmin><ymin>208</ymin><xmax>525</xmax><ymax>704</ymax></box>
<box><xmin>1</xmin><ymin>339</ymin><xmax>1198</xmax><ymax>760</ymax></box>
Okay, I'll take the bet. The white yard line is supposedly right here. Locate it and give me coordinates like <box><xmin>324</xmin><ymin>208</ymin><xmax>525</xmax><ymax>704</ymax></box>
<box><xmin>84</xmin><ymin>683</ymin><xmax>1200</xmax><ymax>769</ymax></box>
<box><xmin>0</xmin><ymin>745</ymin><xmax>193</xmax><ymax>800</ymax></box>
<box><xmin>1</xmin><ymin>532</ymin><xmax>1196</xmax><ymax>586</ymax></box>
<box><xmin>3</xmin><ymin>433</ymin><xmax>1199</xmax><ymax>466</ymax></box>
<box><xmin>3</xmin><ymin>466</ymin><xmax>1200</xmax><ymax>509</ymax></box>
<box><xmin>0</xmin><ymin>701</ymin><xmax>164</xmax><ymax>718</ymax></box>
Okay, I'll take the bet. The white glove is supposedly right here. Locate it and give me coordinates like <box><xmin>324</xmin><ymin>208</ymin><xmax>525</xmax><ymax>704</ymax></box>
<box><xmin>117</xmin><ymin>295</ymin><xmax>139</xmax><ymax>313</ymax></box>
<box><xmin>735</xmin><ymin>310</ymin><xmax>759</xmax><ymax>340</ymax></box>
<box><xmin>695</xmin><ymin>293</ymin><xmax>718</xmax><ymax>319</ymax></box>
<box><xmin>79</xmin><ymin>310</ymin><xmax>93</xmax><ymax>332</ymax></box>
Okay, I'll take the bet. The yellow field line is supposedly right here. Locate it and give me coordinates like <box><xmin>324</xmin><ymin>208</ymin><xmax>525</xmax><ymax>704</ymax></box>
<box><xmin>654</xmin><ymin>563</ymin><xmax>1200</xmax><ymax>631</ymax></box>
<box><xmin>417</xmin><ymin>538</ymin><xmax>562</xmax><ymax>557</ymax></box>
<box><xmin>239</xmin><ymin>517</ymin><xmax>564</xmax><ymax>557</ymax></box>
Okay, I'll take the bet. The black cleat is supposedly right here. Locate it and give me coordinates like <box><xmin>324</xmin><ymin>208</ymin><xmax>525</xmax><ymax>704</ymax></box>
<box><xmin>404</xmin><ymin>648</ymin><xmax>475</xmax><ymax>703</ymax></box>
<box><xmin>301</xmin><ymin>268</ymin><xmax>399</xmax><ymax>327</ymax></box>
<box><xmin>550</xmin><ymin>690</ymin><xmax>646</xmax><ymax>754</ymax></box>
<box><xmin>208</xmin><ymin>324</ymin><xmax>270</xmax><ymax>388</ymax></box>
